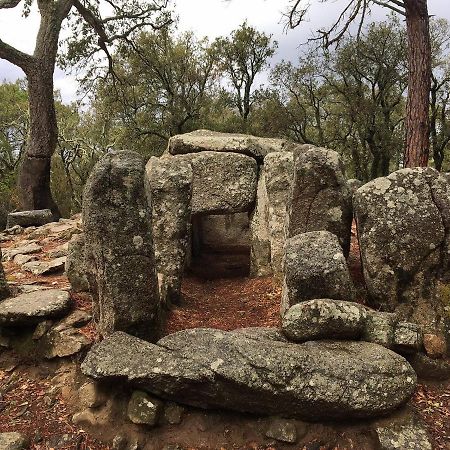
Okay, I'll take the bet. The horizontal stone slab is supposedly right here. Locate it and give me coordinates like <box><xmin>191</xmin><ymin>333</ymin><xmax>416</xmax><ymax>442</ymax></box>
<box><xmin>82</xmin><ymin>328</ymin><xmax>416</xmax><ymax>420</ymax></box>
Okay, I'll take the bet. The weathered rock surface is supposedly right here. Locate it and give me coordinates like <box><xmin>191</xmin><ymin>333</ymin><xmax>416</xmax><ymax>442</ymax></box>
<box><xmin>0</xmin><ymin>248</ymin><xmax>8</xmax><ymax>300</ymax></box>
<box><xmin>264</xmin><ymin>152</ymin><xmax>294</xmax><ymax>275</ymax></box>
<box><xmin>281</xmin><ymin>231</ymin><xmax>354</xmax><ymax>315</ymax></box>
<box><xmin>82</xmin><ymin>151</ymin><xmax>160</xmax><ymax>341</ymax></box>
<box><xmin>66</xmin><ymin>233</ymin><xmax>89</xmax><ymax>292</ymax></box>
<box><xmin>3</xmin><ymin>242</ymin><xmax>42</xmax><ymax>261</ymax></box>
<box><xmin>82</xmin><ymin>329</ymin><xmax>416</xmax><ymax>420</ymax></box>
<box><xmin>127</xmin><ymin>390</ymin><xmax>162</xmax><ymax>426</ymax></box>
<box><xmin>184</xmin><ymin>151</ymin><xmax>257</xmax><ymax>215</ymax></box>
<box><xmin>0</xmin><ymin>289</ymin><xmax>71</xmax><ymax>325</ymax></box>
<box><xmin>22</xmin><ymin>256</ymin><xmax>66</xmax><ymax>275</ymax></box>
<box><xmin>282</xmin><ymin>299</ymin><xmax>367</xmax><ymax>342</ymax></box>
<box><xmin>354</xmin><ymin>168</ymin><xmax>450</xmax><ymax>340</ymax></box>
<box><xmin>167</xmin><ymin>129</ymin><xmax>296</xmax><ymax>161</ymax></box>
<box><xmin>7</xmin><ymin>209</ymin><xmax>53</xmax><ymax>229</ymax></box>
<box><xmin>407</xmin><ymin>353</ymin><xmax>450</xmax><ymax>380</ymax></box>
<box><xmin>393</xmin><ymin>322</ymin><xmax>423</xmax><ymax>354</ymax></box>
<box><xmin>0</xmin><ymin>432</ymin><xmax>28</xmax><ymax>450</ymax></box>
<box><xmin>146</xmin><ymin>156</ymin><xmax>192</xmax><ymax>305</ymax></box>
<box><xmin>347</xmin><ymin>178</ymin><xmax>363</xmax><ymax>195</ymax></box>
<box><xmin>265</xmin><ymin>418</ymin><xmax>298</xmax><ymax>443</ymax></box>
<box><xmin>286</xmin><ymin>147</ymin><xmax>353</xmax><ymax>257</ymax></box>
<box><xmin>249</xmin><ymin>167</ymin><xmax>272</xmax><ymax>276</ymax></box>
<box><xmin>362</xmin><ymin>311</ymin><xmax>398</xmax><ymax>349</ymax></box>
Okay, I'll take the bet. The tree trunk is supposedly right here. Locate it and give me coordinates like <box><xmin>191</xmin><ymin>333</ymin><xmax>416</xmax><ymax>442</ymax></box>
<box><xmin>403</xmin><ymin>0</ymin><xmax>431</xmax><ymax>168</ymax></box>
<box><xmin>18</xmin><ymin>64</ymin><xmax>61</xmax><ymax>218</ymax></box>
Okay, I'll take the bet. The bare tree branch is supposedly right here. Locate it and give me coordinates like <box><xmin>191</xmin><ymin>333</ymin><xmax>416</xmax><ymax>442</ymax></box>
<box><xmin>0</xmin><ymin>38</ymin><xmax>33</xmax><ymax>71</ymax></box>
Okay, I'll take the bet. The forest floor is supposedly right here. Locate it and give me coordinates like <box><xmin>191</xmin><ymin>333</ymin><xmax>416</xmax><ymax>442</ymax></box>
<box><xmin>0</xmin><ymin>223</ymin><xmax>449</xmax><ymax>449</ymax></box>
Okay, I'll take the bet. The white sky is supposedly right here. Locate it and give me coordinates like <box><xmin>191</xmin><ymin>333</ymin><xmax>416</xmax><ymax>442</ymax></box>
<box><xmin>0</xmin><ymin>0</ymin><xmax>449</xmax><ymax>103</ymax></box>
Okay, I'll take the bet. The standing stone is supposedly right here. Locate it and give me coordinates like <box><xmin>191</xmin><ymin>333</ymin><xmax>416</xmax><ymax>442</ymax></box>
<box><xmin>66</xmin><ymin>233</ymin><xmax>89</xmax><ymax>292</ymax></box>
<box><xmin>83</xmin><ymin>151</ymin><xmax>160</xmax><ymax>341</ymax></box>
<box><xmin>264</xmin><ymin>152</ymin><xmax>294</xmax><ymax>276</ymax></box>
<box><xmin>146</xmin><ymin>156</ymin><xmax>192</xmax><ymax>306</ymax></box>
<box><xmin>250</xmin><ymin>166</ymin><xmax>272</xmax><ymax>276</ymax></box>
<box><xmin>281</xmin><ymin>231</ymin><xmax>354</xmax><ymax>316</ymax></box>
<box><xmin>286</xmin><ymin>147</ymin><xmax>353</xmax><ymax>257</ymax></box>
<box><xmin>0</xmin><ymin>248</ymin><xmax>8</xmax><ymax>300</ymax></box>
<box><xmin>354</xmin><ymin>168</ymin><xmax>450</xmax><ymax>342</ymax></box>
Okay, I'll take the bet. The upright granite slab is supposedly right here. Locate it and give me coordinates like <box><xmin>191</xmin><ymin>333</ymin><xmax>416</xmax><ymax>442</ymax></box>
<box><xmin>286</xmin><ymin>147</ymin><xmax>352</xmax><ymax>257</ymax></box>
<box><xmin>82</xmin><ymin>328</ymin><xmax>416</xmax><ymax>420</ymax></box>
<box><xmin>354</xmin><ymin>168</ymin><xmax>450</xmax><ymax>342</ymax></box>
<box><xmin>146</xmin><ymin>156</ymin><xmax>193</xmax><ymax>306</ymax></box>
<box><xmin>82</xmin><ymin>151</ymin><xmax>160</xmax><ymax>341</ymax></box>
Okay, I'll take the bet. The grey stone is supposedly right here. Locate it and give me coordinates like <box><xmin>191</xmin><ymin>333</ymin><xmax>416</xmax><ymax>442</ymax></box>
<box><xmin>0</xmin><ymin>289</ymin><xmax>71</xmax><ymax>325</ymax></box>
<box><xmin>375</xmin><ymin>418</ymin><xmax>432</xmax><ymax>450</ymax></box>
<box><xmin>0</xmin><ymin>248</ymin><xmax>8</xmax><ymax>300</ymax></box>
<box><xmin>249</xmin><ymin>166</ymin><xmax>272</xmax><ymax>277</ymax></box>
<box><xmin>407</xmin><ymin>353</ymin><xmax>450</xmax><ymax>380</ymax></box>
<box><xmin>5</xmin><ymin>242</ymin><xmax>42</xmax><ymax>260</ymax></box>
<box><xmin>83</xmin><ymin>151</ymin><xmax>160</xmax><ymax>341</ymax></box>
<box><xmin>281</xmin><ymin>231</ymin><xmax>354</xmax><ymax>316</ymax></box>
<box><xmin>7</xmin><ymin>209</ymin><xmax>53</xmax><ymax>229</ymax></box>
<box><xmin>167</xmin><ymin>129</ymin><xmax>296</xmax><ymax>161</ymax></box>
<box><xmin>65</xmin><ymin>233</ymin><xmax>89</xmax><ymax>292</ymax></box>
<box><xmin>54</xmin><ymin>309</ymin><xmax>92</xmax><ymax>330</ymax></box>
<box><xmin>146</xmin><ymin>156</ymin><xmax>192</xmax><ymax>306</ymax></box>
<box><xmin>264</xmin><ymin>152</ymin><xmax>294</xmax><ymax>276</ymax></box>
<box><xmin>393</xmin><ymin>322</ymin><xmax>423</xmax><ymax>354</ymax></box>
<box><xmin>79</xmin><ymin>381</ymin><xmax>108</xmax><ymax>409</ymax></box>
<box><xmin>354</xmin><ymin>168</ymin><xmax>450</xmax><ymax>339</ymax></box>
<box><xmin>282</xmin><ymin>299</ymin><xmax>367</xmax><ymax>342</ymax></box>
<box><xmin>47</xmin><ymin>242</ymin><xmax>69</xmax><ymax>258</ymax></box>
<box><xmin>265</xmin><ymin>418</ymin><xmax>298</xmax><ymax>443</ymax></box>
<box><xmin>13</xmin><ymin>254</ymin><xmax>37</xmax><ymax>265</ymax></box>
<box><xmin>22</xmin><ymin>256</ymin><xmax>66</xmax><ymax>275</ymax></box>
<box><xmin>163</xmin><ymin>402</ymin><xmax>184</xmax><ymax>425</ymax></box>
<box><xmin>186</xmin><ymin>151</ymin><xmax>257</xmax><ymax>215</ymax></box>
<box><xmin>286</xmin><ymin>147</ymin><xmax>353</xmax><ymax>257</ymax></box>
<box><xmin>127</xmin><ymin>390</ymin><xmax>162</xmax><ymax>426</ymax></box>
<box><xmin>363</xmin><ymin>311</ymin><xmax>398</xmax><ymax>349</ymax></box>
<box><xmin>82</xmin><ymin>329</ymin><xmax>417</xmax><ymax>420</ymax></box>
<box><xmin>40</xmin><ymin>327</ymin><xmax>91</xmax><ymax>359</ymax></box>
<box><xmin>0</xmin><ymin>432</ymin><xmax>28</xmax><ymax>450</ymax></box>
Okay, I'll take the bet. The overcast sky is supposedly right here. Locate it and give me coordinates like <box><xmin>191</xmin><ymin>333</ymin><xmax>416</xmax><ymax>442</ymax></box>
<box><xmin>0</xmin><ymin>0</ymin><xmax>449</xmax><ymax>103</ymax></box>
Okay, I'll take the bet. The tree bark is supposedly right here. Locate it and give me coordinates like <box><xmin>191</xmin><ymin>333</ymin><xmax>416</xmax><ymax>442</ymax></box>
<box><xmin>18</xmin><ymin>64</ymin><xmax>60</xmax><ymax>217</ymax></box>
<box><xmin>403</xmin><ymin>0</ymin><xmax>431</xmax><ymax>168</ymax></box>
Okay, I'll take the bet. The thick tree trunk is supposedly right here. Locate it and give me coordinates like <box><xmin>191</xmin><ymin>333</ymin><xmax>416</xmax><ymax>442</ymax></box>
<box><xmin>18</xmin><ymin>64</ymin><xmax>61</xmax><ymax>218</ymax></box>
<box><xmin>403</xmin><ymin>0</ymin><xmax>431</xmax><ymax>168</ymax></box>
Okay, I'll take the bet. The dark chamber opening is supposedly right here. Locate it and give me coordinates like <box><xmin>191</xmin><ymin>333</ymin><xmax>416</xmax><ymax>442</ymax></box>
<box><xmin>187</xmin><ymin>212</ymin><xmax>251</xmax><ymax>279</ymax></box>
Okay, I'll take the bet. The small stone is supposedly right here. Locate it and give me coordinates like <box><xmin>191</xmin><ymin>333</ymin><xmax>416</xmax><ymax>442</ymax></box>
<box><xmin>408</xmin><ymin>353</ymin><xmax>450</xmax><ymax>380</ymax></box>
<box><xmin>393</xmin><ymin>322</ymin><xmax>423</xmax><ymax>354</ymax></box>
<box><xmin>79</xmin><ymin>381</ymin><xmax>108</xmax><ymax>409</ymax></box>
<box><xmin>423</xmin><ymin>334</ymin><xmax>447</xmax><ymax>359</ymax></box>
<box><xmin>127</xmin><ymin>390</ymin><xmax>162</xmax><ymax>426</ymax></box>
<box><xmin>7</xmin><ymin>209</ymin><xmax>53</xmax><ymax>229</ymax></box>
<box><xmin>22</xmin><ymin>257</ymin><xmax>66</xmax><ymax>276</ymax></box>
<box><xmin>163</xmin><ymin>402</ymin><xmax>184</xmax><ymax>425</ymax></box>
<box><xmin>13</xmin><ymin>254</ymin><xmax>37</xmax><ymax>265</ymax></box>
<box><xmin>6</xmin><ymin>243</ymin><xmax>42</xmax><ymax>260</ymax></box>
<box><xmin>0</xmin><ymin>432</ymin><xmax>28</xmax><ymax>450</ymax></box>
<box><xmin>72</xmin><ymin>409</ymin><xmax>97</xmax><ymax>426</ymax></box>
<box><xmin>375</xmin><ymin>420</ymin><xmax>432</xmax><ymax>450</ymax></box>
<box><xmin>112</xmin><ymin>434</ymin><xmax>128</xmax><ymax>450</ymax></box>
<box><xmin>265</xmin><ymin>418</ymin><xmax>297</xmax><ymax>443</ymax></box>
<box><xmin>363</xmin><ymin>311</ymin><xmax>397</xmax><ymax>348</ymax></box>
<box><xmin>32</xmin><ymin>320</ymin><xmax>53</xmax><ymax>340</ymax></box>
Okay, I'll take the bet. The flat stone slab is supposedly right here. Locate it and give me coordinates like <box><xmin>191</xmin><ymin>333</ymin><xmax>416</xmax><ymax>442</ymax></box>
<box><xmin>82</xmin><ymin>328</ymin><xmax>416</xmax><ymax>420</ymax></box>
<box><xmin>22</xmin><ymin>257</ymin><xmax>66</xmax><ymax>275</ymax></box>
<box><xmin>0</xmin><ymin>289</ymin><xmax>71</xmax><ymax>325</ymax></box>
<box><xmin>7</xmin><ymin>209</ymin><xmax>53</xmax><ymax>229</ymax></box>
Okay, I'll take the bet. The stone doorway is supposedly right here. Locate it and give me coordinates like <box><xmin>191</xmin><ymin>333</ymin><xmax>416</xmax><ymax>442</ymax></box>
<box><xmin>188</xmin><ymin>212</ymin><xmax>251</xmax><ymax>279</ymax></box>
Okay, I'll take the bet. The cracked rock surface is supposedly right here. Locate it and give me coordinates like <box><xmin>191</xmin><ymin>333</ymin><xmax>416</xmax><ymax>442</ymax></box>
<box><xmin>82</xmin><ymin>151</ymin><xmax>160</xmax><ymax>341</ymax></box>
<box><xmin>81</xmin><ymin>328</ymin><xmax>416</xmax><ymax>420</ymax></box>
<box><xmin>354</xmin><ymin>168</ymin><xmax>450</xmax><ymax>339</ymax></box>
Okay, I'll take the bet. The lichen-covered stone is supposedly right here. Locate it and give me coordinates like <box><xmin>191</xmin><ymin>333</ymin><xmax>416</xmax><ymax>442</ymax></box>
<box><xmin>249</xmin><ymin>166</ymin><xmax>272</xmax><ymax>276</ymax></box>
<box><xmin>0</xmin><ymin>432</ymin><xmax>28</xmax><ymax>450</ymax></box>
<box><xmin>185</xmin><ymin>151</ymin><xmax>257</xmax><ymax>215</ymax></box>
<box><xmin>282</xmin><ymin>299</ymin><xmax>367</xmax><ymax>342</ymax></box>
<box><xmin>393</xmin><ymin>322</ymin><xmax>423</xmax><ymax>354</ymax></box>
<box><xmin>146</xmin><ymin>156</ymin><xmax>192</xmax><ymax>305</ymax></box>
<box><xmin>82</xmin><ymin>329</ymin><xmax>417</xmax><ymax>420</ymax></box>
<box><xmin>167</xmin><ymin>129</ymin><xmax>296</xmax><ymax>161</ymax></box>
<box><xmin>0</xmin><ymin>289</ymin><xmax>71</xmax><ymax>325</ymax></box>
<box><xmin>264</xmin><ymin>152</ymin><xmax>294</xmax><ymax>276</ymax></box>
<box><xmin>22</xmin><ymin>256</ymin><xmax>66</xmax><ymax>276</ymax></box>
<box><xmin>281</xmin><ymin>231</ymin><xmax>354</xmax><ymax>315</ymax></box>
<box><xmin>83</xmin><ymin>151</ymin><xmax>160</xmax><ymax>341</ymax></box>
<box><xmin>354</xmin><ymin>168</ymin><xmax>450</xmax><ymax>342</ymax></box>
<box><xmin>362</xmin><ymin>311</ymin><xmax>398</xmax><ymax>349</ymax></box>
<box><xmin>66</xmin><ymin>233</ymin><xmax>89</xmax><ymax>292</ymax></box>
<box><xmin>6</xmin><ymin>209</ymin><xmax>53</xmax><ymax>229</ymax></box>
<box><xmin>265</xmin><ymin>418</ymin><xmax>298</xmax><ymax>443</ymax></box>
<box><xmin>127</xmin><ymin>390</ymin><xmax>162</xmax><ymax>426</ymax></box>
<box><xmin>286</xmin><ymin>147</ymin><xmax>353</xmax><ymax>257</ymax></box>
